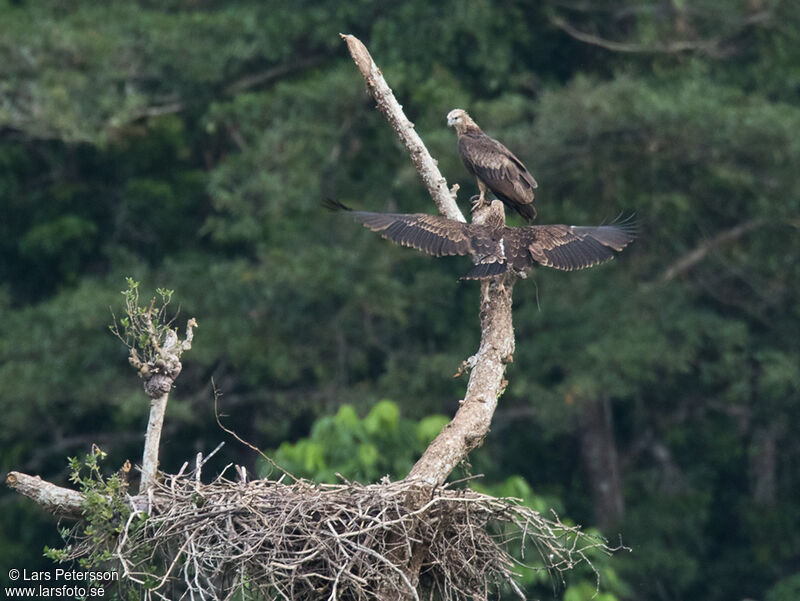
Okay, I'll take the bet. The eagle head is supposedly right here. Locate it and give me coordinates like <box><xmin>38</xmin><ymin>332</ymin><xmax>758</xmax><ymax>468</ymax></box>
<box><xmin>446</xmin><ymin>108</ymin><xmax>467</xmax><ymax>128</ymax></box>
<box><xmin>446</xmin><ymin>109</ymin><xmax>478</xmax><ymax>134</ymax></box>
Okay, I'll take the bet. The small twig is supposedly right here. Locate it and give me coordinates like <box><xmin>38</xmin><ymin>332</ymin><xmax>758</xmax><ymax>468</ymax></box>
<box><xmin>195</xmin><ymin>452</ymin><xmax>203</xmax><ymax>492</ymax></box>
<box><xmin>340</xmin><ymin>538</ymin><xmax>421</xmax><ymax>601</ymax></box>
<box><xmin>213</xmin><ymin>380</ymin><xmax>298</xmax><ymax>482</ymax></box>
<box><xmin>198</xmin><ymin>442</ymin><xmax>225</xmax><ymax>470</ymax></box>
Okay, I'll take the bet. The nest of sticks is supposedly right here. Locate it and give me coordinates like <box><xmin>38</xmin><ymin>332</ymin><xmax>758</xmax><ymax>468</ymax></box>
<box><xmin>75</xmin><ymin>461</ymin><xmax>612</xmax><ymax>601</ymax></box>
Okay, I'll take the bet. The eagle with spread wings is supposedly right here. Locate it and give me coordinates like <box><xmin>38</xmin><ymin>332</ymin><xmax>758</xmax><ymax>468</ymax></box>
<box><xmin>447</xmin><ymin>108</ymin><xmax>538</xmax><ymax>222</ymax></box>
<box><xmin>327</xmin><ymin>199</ymin><xmax>635</xmax><ymax>280</ymax></box>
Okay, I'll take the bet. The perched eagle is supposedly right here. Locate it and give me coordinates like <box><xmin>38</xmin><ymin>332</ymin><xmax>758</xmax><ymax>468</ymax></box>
<box><xmin>327</xmin><ymin>199</ymin><xmax>635</xmax><ymax>280</ymax></box>
<box><xmin>447</xmin><ymin>108</ymin><xmax>538</xmax><ymax>222</ymax></box>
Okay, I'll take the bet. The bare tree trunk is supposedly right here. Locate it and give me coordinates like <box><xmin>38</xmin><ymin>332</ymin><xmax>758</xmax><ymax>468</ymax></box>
<box><xmin>577</xmin><ymin>397</ymin><xmax>624</xmax><ymax>530</ymax></box>
<box><xmin>409</xmin><ymin>277</ymin><xmax>515</xmax><ymax>486</ymax></box>
<box><xmin>140</xmin><ymin>392</ymin><xmax>169</xmax><ymax>493</ymax></box>
<box><xmin>342</xmin><ymin>33</ymin><xmax>515</xmax><ymax>491</ymax></box>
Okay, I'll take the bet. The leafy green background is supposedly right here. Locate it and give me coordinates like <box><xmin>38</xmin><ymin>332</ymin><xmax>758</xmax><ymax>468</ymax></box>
<box><xmin>1</xmin><ymin>1</ymin><xmax>799</xmax><ymax>600</ymax></box>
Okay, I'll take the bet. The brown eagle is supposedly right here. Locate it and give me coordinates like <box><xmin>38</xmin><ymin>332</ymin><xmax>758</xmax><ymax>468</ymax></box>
<box><xmin>327</xmin><ymin>199</ymin><xmax>635</xmax><ymax>280</ymax></box>
<box><xmin>447</xmin><ymin>108</ymin><xmax>538</xmax><ymax>222</ymax></box>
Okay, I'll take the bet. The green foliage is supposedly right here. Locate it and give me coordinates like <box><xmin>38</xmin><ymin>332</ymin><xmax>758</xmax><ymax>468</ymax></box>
<box><xmin>111</xmin><ymin>277</ymin><xmax>175</xmax><ymax>366</ymax></box>
<box><xmin>766</xmin><ymin>574</ymin><xmax>800</xmax><ymax>601</ymax></box>
<box><xmin>268</xmin><ymin>400</ymin><xmax>448</xmax><ymax>482</ymax></box>
<box><xmin>44</xmin><ymin>449</ymin><xmax>157</xmax><ymax>599</ymax></box>
<box><xmin>45</xmin><ymin>448</ymin><xmax>137</xmax><ymax>567</ymax></box>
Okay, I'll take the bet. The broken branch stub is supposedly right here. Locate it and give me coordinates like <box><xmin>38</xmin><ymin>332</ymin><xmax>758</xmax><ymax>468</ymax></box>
<box><xmin>5</xmin><ymin>472</ymin><xmax>84</xmax><ymax>518</ymax></box>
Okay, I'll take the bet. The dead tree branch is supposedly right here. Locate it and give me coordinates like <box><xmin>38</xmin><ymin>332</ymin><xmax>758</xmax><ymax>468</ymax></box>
<box><xmin>341</xmin><ymin>34</ymin><xmax>523</xmax><ymax>599</ymax></box>
<box><xmin>550</xmin><ymin>10</ymin><xmax>773</xmax><ymax>57</ymax></box>
<box><xmin>341</xmin><ymin>34</ymin><xmax>465</xmax><ymax>223</ymax></box>
<box><xmin>550</xmin><ymin>14</ymin><xmax>718</xmax><ymax>54</ymax></box>
<box><xmin>409</xmin><ymin>277</ymin><xmax>515</xmax><ymax>486</ymax></box>
<box><xmin>137</xmin><ymin>318</ymin><xmax>197</xmax><ymax>492</ymax></box>
<box><xmin>660</xmin><ymin>218</ymin><xmax>766</xmax><ymax>282</ymax></box>
<box><xmin>5</xmin><ymin>472</ymin><xmax>84</xmax><ymax>518</ymax></box>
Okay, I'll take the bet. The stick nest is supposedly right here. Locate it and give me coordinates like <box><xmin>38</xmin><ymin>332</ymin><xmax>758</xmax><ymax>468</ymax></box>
<box><xmin>92</xmin><ymin>466</ymin><xmax>613</xmax><ymax>601</ymax></box>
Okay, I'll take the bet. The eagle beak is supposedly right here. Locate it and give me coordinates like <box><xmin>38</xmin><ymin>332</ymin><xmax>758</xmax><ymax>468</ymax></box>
<box><xmin>447</xmin><ymin>116</ymin><xmax>456</xmax><ymax>127</ymax></box>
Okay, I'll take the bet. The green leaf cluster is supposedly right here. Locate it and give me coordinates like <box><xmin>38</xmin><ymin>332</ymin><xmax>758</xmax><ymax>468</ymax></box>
<box><xmin>269</xmin><ymin>400</ymin><xmax>448</xmax><ymax>483</ymax></box>
<box><xmin>45</xmin><ymin>448</ymin><xmax>135</xmax><ymax>566</ymax></box>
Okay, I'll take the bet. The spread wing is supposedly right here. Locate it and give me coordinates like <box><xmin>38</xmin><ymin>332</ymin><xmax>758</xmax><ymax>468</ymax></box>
<box><xmin>326</xmin><ymin>199</ymin><xmax>508</xmax><ymax>279</ymax></box>
<box><xmin>458</xmin><ymin>132</ymin><xmax>537</xmax><ymax>221</ymax></box>
<box><xmin>509</xmin><ymin>217</ymin><xmax>636</xmax><ymax>271</ymax></box>
<box><xmin>327</xmin><ymin>200</ymin><xmax>635</xmax><ymax>278</ymax></box>
<box><xmin>326</xmin><ymin>199</ymin><xmax>474</xmax><ymax>257</ymax></box>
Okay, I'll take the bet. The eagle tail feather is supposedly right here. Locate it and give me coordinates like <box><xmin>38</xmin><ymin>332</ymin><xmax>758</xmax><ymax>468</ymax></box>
<box><xmin>513</xmin><ymin>202</ymin><xmax>537</xmax><ymax>222</ymax></box>
<box><xmin>460</xmin><ymin>262</ymin><xmax>507</xmax><ymax>280</ymax></box>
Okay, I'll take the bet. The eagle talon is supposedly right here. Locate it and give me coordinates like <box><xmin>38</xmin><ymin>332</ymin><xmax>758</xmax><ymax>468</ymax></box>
<box><xmin>470</xmin><ymin>193</ymin><xmax>485</xmax><ymax>211</ymax></box>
